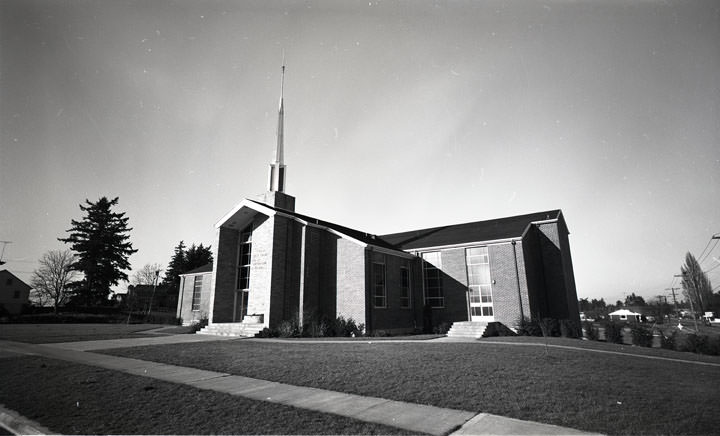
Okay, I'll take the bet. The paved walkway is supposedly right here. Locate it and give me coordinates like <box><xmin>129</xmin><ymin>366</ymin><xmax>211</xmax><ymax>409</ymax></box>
<box><xmin>0</xmin><ymin>335</ymin><xmax>600</xmax><ymax>436</ymax></box>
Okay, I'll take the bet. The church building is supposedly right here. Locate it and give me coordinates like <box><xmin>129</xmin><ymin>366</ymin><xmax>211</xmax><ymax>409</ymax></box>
<box><xmin>176</xmin><ymin>66</ymin><xmax>580</xmax><ymax>337</ymax></box>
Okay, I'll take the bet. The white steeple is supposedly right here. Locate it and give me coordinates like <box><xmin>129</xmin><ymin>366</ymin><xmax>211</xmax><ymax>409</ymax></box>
<box><xmin>268</xmin><ymin>62</ymin><xmax>286</xmax><ymax>193</ymax></box>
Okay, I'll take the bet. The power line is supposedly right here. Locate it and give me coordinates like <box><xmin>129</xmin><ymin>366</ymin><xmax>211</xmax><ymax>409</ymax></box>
<box><xmin>697</xmin><ymin>237</ymin><xmax>714</xmax><ymax>263</ymax></box>
<box><xmin>699</xmin><ymin>239</ymin><xmax>720</xmax><ymax>264</ymax></box>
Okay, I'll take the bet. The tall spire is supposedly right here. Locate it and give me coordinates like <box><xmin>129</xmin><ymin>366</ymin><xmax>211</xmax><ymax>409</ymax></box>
<box><xmin>268</xmin><ymin>59</ymin><xmax>286</xmax><ymax>193</ymax></box>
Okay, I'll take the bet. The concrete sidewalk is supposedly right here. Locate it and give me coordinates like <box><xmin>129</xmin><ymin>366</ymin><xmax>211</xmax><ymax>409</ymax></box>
<box><xmin>0</xmin><ymin>336</ymin><xmax>599</xmax><ymax>435</ymax></box>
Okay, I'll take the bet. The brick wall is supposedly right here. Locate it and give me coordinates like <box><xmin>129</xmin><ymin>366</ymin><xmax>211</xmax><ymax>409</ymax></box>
<box><xmin>268</xmin><ymin>216</ymin><xmax>302</xmax><ymax>328</ymax></box>
<box><xmin>210</xmin><ymin>225</ymin><xmax>240</xmax><ymax>323</ymax></box>
<box><xmin>177</xmin><ymin>273</ymin><xmax>212</xmax><ymax>325</ymax></box>
<box><xmin>489</xmin><ymin>242</ymin><xmax>530</xmax><ymax>327</ymax></box>
<box><xmin>367</xmin><ymin>250</ymin><xmax>416</xmax><ymax>334</ymax></box>
<box><xmin>437</xmin><ymin>248</ymin><xmax>470</xmax><ymax>325</ymax></box>
<box><xmin>336</xmin><ymin>239</ymin><xmax>366</xmax><ymax>326</ymax></box>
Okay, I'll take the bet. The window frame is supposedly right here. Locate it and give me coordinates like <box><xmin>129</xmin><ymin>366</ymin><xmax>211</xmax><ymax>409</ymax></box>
<box><xmin>400</xmin><ymin>266</ymin><xmax>411</xmax><ymax>309</ymax></box>
<box><xmin>372</xmin><ymin>262</ymin><xmax>387</xmax><ymax>309</ymax></box>
<box><xmin>191</xmin><ymin>275</ymin><xmax>203</xmax><ymax>312</ymax></box>
<box><xmin>421</xmin><ymin>251</ymin><xmax>444</xmax><ymax>308</ymax></box>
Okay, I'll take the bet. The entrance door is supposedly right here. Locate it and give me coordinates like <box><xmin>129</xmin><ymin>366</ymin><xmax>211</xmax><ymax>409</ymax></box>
<box><xmin>232</xmin><ymin>290</ymin><xmax>249</xmax><ymax>322</ymax></box>
<box><xmin>466</xmin><ymin>247</ymin><xmax>494</xmax><ymax>322</ymax></box>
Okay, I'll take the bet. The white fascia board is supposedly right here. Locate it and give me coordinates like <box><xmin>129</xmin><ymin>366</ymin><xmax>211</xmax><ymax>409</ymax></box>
<box><xmin>179</xmin><ymin>271</ymin><xmax>213</xmax><ymax>277</ymax></box>
<box><xmin>406</xmin><ymin>237</ymin><xmax>522</xmax><ymax>253</ymax></box>
<box><xmin>214</xmin><ymin>199</ymin><xmax>276</xmax><ymax>228</ymax></box>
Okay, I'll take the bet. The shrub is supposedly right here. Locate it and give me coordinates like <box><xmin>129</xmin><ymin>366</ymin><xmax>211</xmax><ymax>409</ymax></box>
<box><xmin>277</xmin><ymin>318</ymin><xmax>301</xmax><ymax>338</ymax></box>
<box><xmin>604</xmin><ymin>320</ymin><xmax>623</xmax><ymax>344</ymax></box>
<box><xmin>630</xmin><ymin>324</ymin><xmax>654</xmax><ymax>347</ymax></box>
<box><xmin>539</xmin><ymin>318</ymin><xmax>560</xmax><ymax>337</ymax></box>
<box><xmin>660</xmin><ymin>331</ymin><xmax>677</xmax><ymax>350</ymax></box>
<box><xmin>583</xmin><ymin>321</ymin><xmax>598</xmax><ymax>341</ymax></box>
<box><xmin>256</xmin><ymin>327</ymin><xmax>278</xmax><ymax>338</ymax></box>
<box><xmin>517</xmin><ymin>319</ymin><xmax>543</xmax><ymax>337</ymax></box>
<box><xmin>433</xmin><ymin>322</ymin><xmax>451</xmax><ymax>335</ymax></box>
<box><xmin>560</xmin><ymin>319</ymin><xmax>580</xmax><ymax>338</ymax></box>
<box><xmin>189</xmin><ymin>316</ymin><xmax>208</xmax><ymax>333</ymax></box>
<box><xmin>482</xmin><ymin>322</ymin><xmax>517</xmax><ymax>337</ymax></box>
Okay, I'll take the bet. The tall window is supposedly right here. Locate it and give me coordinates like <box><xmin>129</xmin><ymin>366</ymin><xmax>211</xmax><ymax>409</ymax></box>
<box><xmin>192</xmin><ymin>275</ymin><xmax>202</xmax><ymax>311</ymax></box>
<box><xmin>236</xmin><ymin>228</ymin><xmax>252</xmax><ymax>290</ymax></box>
<box><xmin>422</xmin><ymin>252</ymin><xmax>444</xmax><ymax>308</ymax></box>
<box><xmin>400</xmin><ymin>267</ymin><xmax>411</xmax><ymax>308</ymax></box>
<box><xmin>466</xmin><ymin>247</ymin><xmax>493</xmax><ymax>318</ymax></box>
<box><xmin>372</xmin><ymin>262</ymin><xmax>386</xmax><ymax>308</ymax></box>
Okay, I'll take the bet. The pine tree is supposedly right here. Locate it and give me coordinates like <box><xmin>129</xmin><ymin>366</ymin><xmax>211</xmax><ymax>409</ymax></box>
<box><xmin>161</xmin><ymin>241</ymin><xmax>213</xmax><ymax>291</ymax></box>
<box><xmin>59</xmin><ymin>197</ymin><xmax>138</xmax><ymax>306</ymax></box>
<box><xmin>162</xmin><ymin>241</ymin><xmax>186</xmax><ymax>290</ymax></box>
<box><xmin>185</xmin><ymin>243</ymin><xmax>213</xmax><ymax>271</ymax></box>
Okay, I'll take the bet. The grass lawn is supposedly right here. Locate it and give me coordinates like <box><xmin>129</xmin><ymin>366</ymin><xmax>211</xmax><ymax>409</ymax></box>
<box><xmin>101</xmin><ymin>337</ymin><xmax>720</xmax><ymax>435</ymax></box>
<box><xmin>0</xmin><ymin>355</ymin><xmax>414</xmax><ymax>435</ymax></box>
<box><xmin>0</xmin><ymin>323</ymin><xmax>168</xmax><ymax>343</ymax></box>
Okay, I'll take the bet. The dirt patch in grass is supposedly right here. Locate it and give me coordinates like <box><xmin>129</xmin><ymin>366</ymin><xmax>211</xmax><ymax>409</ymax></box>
<box><xmin>0</xmin><ymin>355</ymin><xmax>415</xmax><ymax>435</ymax></box>
<box><xmin>0</xmin><ymin>324</ymin><xmax>166</xmax><ymax>343</ymax></box>
<box><xmin>101</xmin><ymin>339</ymin><xmax>720</xmax><ymax>435</ymax></box>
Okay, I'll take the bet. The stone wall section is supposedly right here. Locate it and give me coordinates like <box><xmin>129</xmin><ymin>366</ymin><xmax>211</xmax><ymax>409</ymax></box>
<box><xmin>245</xmin><ymin>215</ymin><xmax>274</xmax><ymax>326</ymax></box>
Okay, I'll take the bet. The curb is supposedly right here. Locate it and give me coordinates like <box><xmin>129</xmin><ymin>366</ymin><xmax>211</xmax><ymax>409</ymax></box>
<box><xmin>0</xmin><ymin>405</ymin><xmax>51</xmax><ymax>435</ymax></box>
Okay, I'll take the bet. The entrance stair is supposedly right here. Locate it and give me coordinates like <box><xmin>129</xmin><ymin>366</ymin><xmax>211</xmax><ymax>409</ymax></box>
<box><xmin>446</xmin><ymin>321</ymin><xmax>488</xmax><ymax>339</ymax></box>
<box><xmin>197</xmin><ymin>322</ymin><xmax>265</xmax><ymax>337</ymax></box>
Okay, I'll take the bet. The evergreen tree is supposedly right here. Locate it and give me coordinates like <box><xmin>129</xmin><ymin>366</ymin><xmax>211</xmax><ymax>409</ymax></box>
<box><xmin>59</xmin><ymin>197</ymin><xmax>137</xmax><ymax>306</ymax></box>
<box><xmin>680</xmin><ymin>252</ymin><xmax>713</xmax><ymax>314</ymax></box>
<box><xmin>162</xmin><ymin>241</ymin><xmax>186</xmax><ymax>290</ymax></box>
<box><xmin>161</xmin><ymin>241</ymin><xmax>213</xmax><ymax>291</ymax></box>
<box><xmin>185</xmin><ymin>243</ymin><xmax>213</xmax><ymax>271</ymax></box>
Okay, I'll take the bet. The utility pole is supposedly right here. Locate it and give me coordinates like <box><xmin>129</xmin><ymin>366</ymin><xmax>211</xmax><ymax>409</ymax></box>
<box><xmin>664</xmin><ymin>287</ymin><xmax>680</xmax><ymax>317</ymax></box>
<box><xmin>146</xmin><ymin>270</ymin><xmax>161</xmax><ymax>316</ymax></box>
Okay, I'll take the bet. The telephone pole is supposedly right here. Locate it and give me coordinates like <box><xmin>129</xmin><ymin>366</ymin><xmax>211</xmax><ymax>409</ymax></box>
<box><xmin>664</xmin><ymin>287</ymin><xmax>680</xmax><ymax>317</ymax></box>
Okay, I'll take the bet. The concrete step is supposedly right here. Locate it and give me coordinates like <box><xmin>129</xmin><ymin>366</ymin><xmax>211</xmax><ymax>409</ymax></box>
<box><xmin>447</xmin><ymin>321</ymin><xmax>488</xmax><ymax>338</ymax></box>
<box><xmin>197</xmin><ymin>322</ymin><xmax>265</xmax><ymax>338</ymax></box>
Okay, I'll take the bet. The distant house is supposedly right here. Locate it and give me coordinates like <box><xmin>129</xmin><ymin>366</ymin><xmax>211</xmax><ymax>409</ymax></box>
<box><xmin>608</xmin><ymin>309</ymin><xmax>642</xmax><ymax>322</ymax></box>
<box><xmin>0</xmin><ymin>270</ymin><xmax>31</xmax><ymax>315</ymax></box>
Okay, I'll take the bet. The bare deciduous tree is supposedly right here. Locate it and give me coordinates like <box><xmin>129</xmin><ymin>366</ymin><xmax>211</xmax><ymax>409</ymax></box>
<box><xmin>31</xmin><ymin>249</ymin><xmax>77</xmax><ymax>313</ymax></box>
<box><xmin>131</xmin><ymin>263</ymin><xmax>163</xmax><ymax>285</ymax></box>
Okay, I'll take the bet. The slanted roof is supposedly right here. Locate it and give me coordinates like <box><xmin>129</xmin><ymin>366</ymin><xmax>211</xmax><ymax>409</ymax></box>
<box><xmin>0</xmin><ymin>270</ymin><xmax>31</xmax><ymax>290</ymax></box>
<box><xmin>248</xmin><ymin>200</ymin><xmax>401</xmax><ymax>251</ymax></box>
<box><xmin>180</xmin><ymin>263</ymin><xmax>213</xmax><ymax>276</ymax></box>
<box><xmin>380</xmin><ymin>210</ymin><xmax>562</xmax><ymax>250</ymax></box>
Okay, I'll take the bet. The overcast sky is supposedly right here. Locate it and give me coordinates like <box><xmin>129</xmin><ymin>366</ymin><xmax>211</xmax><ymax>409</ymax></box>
<box><xmin>1</xmin><ymin>0</ymin><xmax>718</xmax><ymax>304</ymax></box>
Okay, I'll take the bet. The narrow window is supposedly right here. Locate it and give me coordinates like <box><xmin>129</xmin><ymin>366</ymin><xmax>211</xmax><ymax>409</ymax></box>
<box><xmin>191</xmin><ymin>276</ymin><xmax>202</xmax><ymax>311</ymax></box>
<box><xmin>422</xmin><ymin>252</ymin><xmax>444</xmax><ymax>308</ymax></box>
<box><xmin>372</xmin><ymin>262</ymin><xmax>386</xmax><ymax>308</ymax></box>
<box><xmin>400</xmin><ymin>267</ymin><xmax>411</xmax><ymax>308</ymax></box>
<box><xmin>236</xmin><ymin>228</ymin><xmax>252</xmax><ymax>290</ymax></box>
